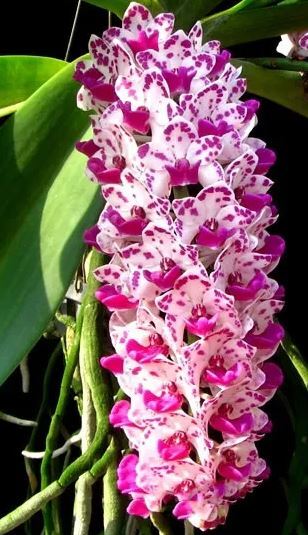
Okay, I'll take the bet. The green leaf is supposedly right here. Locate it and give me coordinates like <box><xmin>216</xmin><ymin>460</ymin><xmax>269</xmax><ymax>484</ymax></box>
<box><xmin>196</xmin><ymin>0</ymin><xmax>226</xmax><ymax>16</ymax></box>
<box><xmin>0</xmin><ymin>60</ymin><xmax>101</xmax><ymax>385</ymax></box>
<box><xmin>83</xmin><ymin>0</ymin><xmax>164</xmax><ymax>18</ymax></box>
<box><xmin>158</xmin><ymin>0</ymin><xmax>226</xmax><ymax>27</ymax></box>
<box><xmin>202</xmin><ymin>3</ymin><xmax>308</xmax><ymax>46</ymax></box>
<box><xmin>282</xmin><ymin>335</ymin><xmax>308</xmax><ymax>390</ymax></box>
<box><xmin>83</xmin><ymin>0</ymin><xmax>222</xmax><ymax>27</ymax></box>
<box><xmin>232</xmin><ymin>59</ymin><xmax>308</xmax><ymax>117</ymax></box>
<box><xmin>0</xmin><ymin>56</ymin><xmax>66</xmax><ymax>118</ymax></box>
<box><xmin>278</xmin><ymin>341</ymin><xmax>308</xmax><ymax>534</ymax></box>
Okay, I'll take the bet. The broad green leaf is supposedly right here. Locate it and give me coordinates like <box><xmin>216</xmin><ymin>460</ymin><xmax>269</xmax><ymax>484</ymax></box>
<box><xmin>83</xmin><ymin>0</ymin><xmax>164</xmax><ymax>18</ymax></box>
<box><xmin>202</xmin><ymin>3</ymin><xmax>308</xmax><ymax>46</ymax></box>
<box><xmin>278</xmin><ymin>341</ymin><xmax>308</xmax><ymax>534</ymax></box>
<box><xmin>83</xmin><ymin>0</ymin><xmax>223</xmax><ymax>26</ymax></box>
<box><xmin>195</xmin><ymin>0</ymin><xmax>226</xmax><ymax>16</ymax></box>
<box><xmin>232</xmin><ymin>60</ymin><xmax>308</xmax><ymax>117</ymax></box>
<box><xmin>0</xmin><ymin>56</ymin><xmax>66</xmax><ymax>118</ymax></box>
<box><xmin>157</xmin><ymin>0</ymin><xmax>226</xmax><ymax>27</ymax></box>
<box><xmin>0</xmin><ymin>60</ymin><xmax>101</xmax><ymax>385</ymax></box>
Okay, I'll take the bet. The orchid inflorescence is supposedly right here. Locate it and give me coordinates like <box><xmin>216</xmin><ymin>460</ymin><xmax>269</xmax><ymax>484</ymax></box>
<box><xmin>74</xmin><ymin>2</ymin><xmax>285</xmax><ymax>530</ymax></box>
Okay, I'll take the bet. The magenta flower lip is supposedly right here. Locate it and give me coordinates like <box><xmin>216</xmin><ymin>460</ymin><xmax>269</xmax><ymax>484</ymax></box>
<box><xmin>143</xmin><ymin>265</ymin><xmax>182</xmax><ymax>290</ymax></box>
<box><xmin>196</xmin><ymin>226</ymin><xmax>235</xmax><ymax>249</ymax></box>
<box><xmin>106</xmin><ymin>206</ymin><xmax>148</xmax><ymax>236</ymax></box>
<box><xmin>126</xmin><ymin>338</ymin><xmax>169</xmax><ymax>362</ymax></box>
<box><xmin>119</xmin><ymin>101</ymin><xmax>150</xmax><ymax>134</ymax></box>
<box><xmin>217</xmin><ymin>461</ymin><xmax>251</xmax><ymax>482</ymax></box>
<box><xmin>143</xmin><ymin>389</ymin><xmax>183</xmax><ymax>412</ymax></box>
<box><xmin>210</xmin><ymin>413</ymin><xmax>254</xmax><ymax>436</ymax></box>
<box><xmin>185</xmin><ymin>313</ymin><xmax>218</xmax><ymax>337</ymax></box>
<box><xmin>226</xmin><ymin>271</ymin><xmax>267</xmax><ymax>301</ymax></box>
<box><xmin>100</xmin><ymin>354</ymin><xmax>124</xmax><ymax>374</ymax></box>
<box><xmin>95</xmin><ymin>284</ymin><xmax>138</xmax><ymax>310</ymax></box>
<box><xmin>202</xmin><ymin>362</ymin><xmax>244</xmax><ymax>386</ymax></box>
<box><xmin>158</xmin><ymin>432</ymin><xmax>191</xmax><ymax>460</ymax></box>
<box><xmin>87</xmin><ymin>157</ymin><xmax>122</xmax><ymax>184</ymax></box>
<box><xmin>245</xmin><ymin>323</ymin><xmax>285</xmax><ymax>349</ymax></box>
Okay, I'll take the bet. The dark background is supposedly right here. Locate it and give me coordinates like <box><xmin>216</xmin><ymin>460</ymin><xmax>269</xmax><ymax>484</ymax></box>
<box><xmin>0</xmin><ymin>1</ymin><xmax>306</xmax><ymax>533</ymax></box>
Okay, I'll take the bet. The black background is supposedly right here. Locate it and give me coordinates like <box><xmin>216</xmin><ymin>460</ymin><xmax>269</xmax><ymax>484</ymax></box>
<box><xmin>0</xmin><ymin>1</ymin><xmax>307</xmax><ymax>533</ymax></box>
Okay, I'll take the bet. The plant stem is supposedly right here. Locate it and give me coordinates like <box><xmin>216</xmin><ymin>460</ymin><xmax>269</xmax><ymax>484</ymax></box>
<box><xmin>80</xmin><ymin>251</ymin><xmax>124</xmax><ymax>534</ymax></box>
<box><xmin>40</xmin><ymin>310</ymin><xmax>84</xmax><ymax>487</ymax></box>
<box><xmin>40</xmin><ymin>307</ymin><xmax>84</xmax><ymax>533</ymax></box>
<box><xmin>0</xmin><ymin>445</ymin><xmax>114</xmax><ymax>534</ymax></box>
<box><xmin>150</xmin><ymin>513</ymin><xmax>173</xmax><ymax>535</ymax></box>
<box><xmin>23</xmin><ymin>343</ymin><xmax>62</xmax><ymax>535</ymax></box>
<box><xmin>125</xmin><ymin>516</ymin><xmax>138</xmax><ymax>535</ymax></box>
<box><xmin>40</xmin><ymin>250</ymin><xmax>112</xmax><ymax>532</ymax></box>
<box><xmin>0</xmin><ymin>251</ymin><xmax>116</xmax><ymax>534</ymax></box>
<box><xmin>103</xmin><ymin>438</ymin><xmax>124</xmax><ymax>535</ymax></box>
<box><xmin>73</xmin><ymin>311</ymin><xmax>96</xmax><ymax>535</ymax></box>
<box><xmin>114</xmin><ymin>388</ymin><xmax>126</xmax><ymax>402</ymax></box>
<box><xmin>184</xmin><ymin>520</ymin><xmax>195</xmax><ymax>534</ymax></box>
<box><xmin>56</xmin><ymin>312</ymin><xmax>76</xmax><ymax>329</ymax></box>
<box><xmin>243</xmin><ymin>57</ymin><xmax>308</xmax><ymax>72</ymax></box>
<box><xmin>0</xmin><ymin>482</ymin><xmax>63</xmax><ymax>535</ymax></box>
<box><xmin>57</xmin><ymin>252</ymin><xmax>112</xmax><ymax>489</ymax></box>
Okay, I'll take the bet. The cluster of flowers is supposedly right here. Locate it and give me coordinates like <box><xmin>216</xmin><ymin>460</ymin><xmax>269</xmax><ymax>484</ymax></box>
<box><xmin>75</xmin><ymin>3</ymin><xmax>285</xmax><ymax>530</ymax></box>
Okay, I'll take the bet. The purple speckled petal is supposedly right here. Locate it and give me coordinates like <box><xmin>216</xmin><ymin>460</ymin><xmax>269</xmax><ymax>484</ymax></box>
<box><xmin>122</xmin><ymin>3</ymin><xmax>152</xmax><ymax>32</ymax></box>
